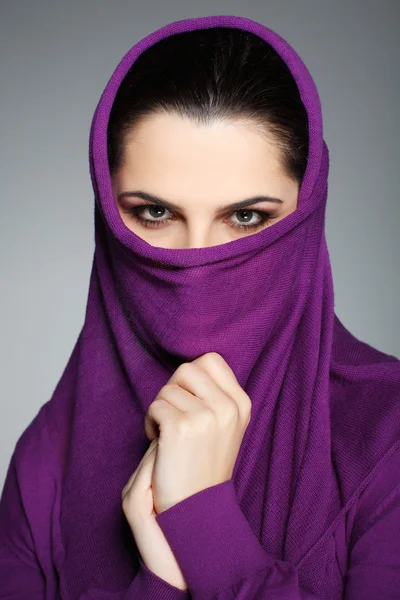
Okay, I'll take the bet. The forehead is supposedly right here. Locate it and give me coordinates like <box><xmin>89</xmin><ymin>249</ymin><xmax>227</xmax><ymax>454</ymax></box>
<box><xmin>116</xmin><ymin>112</ymin><xmax>294</xmax><ymax>206</ymax></box>
<box><xmin>124</xmin><ymin>112</ymin><xmax>282</xmax><ymax>170</ymax></box>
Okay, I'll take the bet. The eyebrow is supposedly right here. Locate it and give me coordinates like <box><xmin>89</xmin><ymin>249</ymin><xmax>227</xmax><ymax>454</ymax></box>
<box><xmin>117</xmin><ymin>190</ymin><xmax>284</xmax><ymax>214</ymax></box>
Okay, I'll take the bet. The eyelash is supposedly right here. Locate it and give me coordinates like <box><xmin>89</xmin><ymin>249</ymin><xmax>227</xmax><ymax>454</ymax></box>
<box><xmin>126</xmin><ymin>205</ymin><xmax>276</xmax><ymax>232</ymax></box>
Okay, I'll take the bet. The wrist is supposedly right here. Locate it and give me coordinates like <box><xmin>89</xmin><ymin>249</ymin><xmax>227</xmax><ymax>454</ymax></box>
<box><xmin>133</xmin><ymin>521</ymin><xmax>188</xmax><ymax>591</ymax></box>
<box><xmin>140</xmin><ymin>552</ymin><xmax>188</xmax><ymax>591</ymax></box>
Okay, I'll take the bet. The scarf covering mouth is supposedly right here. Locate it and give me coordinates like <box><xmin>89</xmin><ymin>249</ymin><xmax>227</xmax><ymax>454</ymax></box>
<box><xmin>46</xmin><ymin>14</ymin><xmax>400</xmax><ymax>598</ymax></box>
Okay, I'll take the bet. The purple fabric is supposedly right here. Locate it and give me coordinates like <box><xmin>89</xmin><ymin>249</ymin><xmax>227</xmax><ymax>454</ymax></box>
<box><xmin>1</xmin><ymin>13</ymin><xmax>400</xmax><ymax>600</ymax></box>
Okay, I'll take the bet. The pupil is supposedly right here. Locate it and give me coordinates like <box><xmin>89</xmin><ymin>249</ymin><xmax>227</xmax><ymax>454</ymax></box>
<box><xmin>149</xmin><ymin>206</ymin><xmax>165</xmax><ymax>218</ymax></box>
<box><xmin>238</xmin><ymin>209</ymin><xmax>251</xmax><ymax>222</ymax></box>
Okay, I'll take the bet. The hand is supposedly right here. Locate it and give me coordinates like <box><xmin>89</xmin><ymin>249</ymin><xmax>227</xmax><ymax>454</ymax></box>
<box><xmin>144</xmin><ymin>352</ymin><xmax>252</xmax><ymax>515</ymax></box>
<box><xmin>121</xmin><ymin>438</ymin><xmax>188</xmax><ymax>591</ymax></box>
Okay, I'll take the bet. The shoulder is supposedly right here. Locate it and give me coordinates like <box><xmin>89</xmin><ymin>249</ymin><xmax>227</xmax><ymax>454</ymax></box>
<box><xmin>13</xmin><ymin>401</ymin><xmax>55</xmax><ymax>474</ymax></box>
<box><xmin>10</xmin><ymin>401</ymin><xmax>59</xmax><ymax>520</ymax></box>
<box><xmin>1</xmin><ymin>401</ymin><xmax>59</xmax><ymax>565</ymax></box>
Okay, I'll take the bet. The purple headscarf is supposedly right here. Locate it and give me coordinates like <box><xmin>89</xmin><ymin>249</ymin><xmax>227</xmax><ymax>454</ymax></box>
<box><xmin>47</xmin><ymin>14</ymin><xmax>400</xmax><ymax>598</ymax></box>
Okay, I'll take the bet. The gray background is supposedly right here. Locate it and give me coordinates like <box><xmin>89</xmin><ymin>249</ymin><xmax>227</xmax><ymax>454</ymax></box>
<box><xmin>0</xmin><ymin>0</ymin><xmax>399</xmax><ymax>489</ymax></box>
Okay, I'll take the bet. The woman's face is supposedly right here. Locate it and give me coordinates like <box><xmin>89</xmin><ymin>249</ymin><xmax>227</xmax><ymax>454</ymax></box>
<box><xmin>111</xmin><ymin>112</ymin><xmax>299</xmax><ymax>249</ymax></box>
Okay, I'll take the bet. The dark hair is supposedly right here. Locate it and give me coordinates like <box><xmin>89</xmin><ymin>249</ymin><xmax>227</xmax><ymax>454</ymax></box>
<box><xmin>107</xmin><ymin>27</ymin><xmax>309</xmax><ymax>185</ymax></box>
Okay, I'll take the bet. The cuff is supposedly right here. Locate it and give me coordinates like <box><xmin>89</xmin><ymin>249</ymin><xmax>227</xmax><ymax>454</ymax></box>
<box><xmin>131</xmin><ymin>554</ymin><xmax>191</xmax><ymax>599</ymax></box>
<box><xmin>155</xmin><ymin>479</ymin><xmax>274</xmax><ymax>595</ymax></box>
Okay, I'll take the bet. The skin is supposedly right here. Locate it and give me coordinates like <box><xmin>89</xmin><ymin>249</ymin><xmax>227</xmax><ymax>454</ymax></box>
<box><xmin>117</xmin><ymin>113</ymin><xmax>301</xmax><ymax>589</ymax></box>
<box><xmin>111</xmin><ymin>112</ymin><xmax>299</xmax><ymax>249</ymax></box>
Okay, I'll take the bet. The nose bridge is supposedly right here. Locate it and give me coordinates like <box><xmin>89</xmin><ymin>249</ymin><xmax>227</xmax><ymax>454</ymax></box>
<box><xmin>181</xmin><ymin>224</ymin><xmax>225</xmax><ymax>249</ymax></box>
<box><xmin>178</xmin><ymin>211</ymin><xmax>228</xmax><ymax>249</ymax></box>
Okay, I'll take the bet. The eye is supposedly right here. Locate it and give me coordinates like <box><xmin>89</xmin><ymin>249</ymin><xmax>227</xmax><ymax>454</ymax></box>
<box><xmin>125</xmin><ymin>205</ymin><xmax>277</xmax><ymax>232</ymax></box>
<box><xmin>228</xmin><ymin>209</ymin><xmax>275</xmax><ymax>231</ymax></box>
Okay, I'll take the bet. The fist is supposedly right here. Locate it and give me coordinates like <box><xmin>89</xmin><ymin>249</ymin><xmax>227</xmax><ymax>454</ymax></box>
<box><xmin>144</xmin><ymin>352</ymin><xmax>252</xmax><ymax>514</ymax></box>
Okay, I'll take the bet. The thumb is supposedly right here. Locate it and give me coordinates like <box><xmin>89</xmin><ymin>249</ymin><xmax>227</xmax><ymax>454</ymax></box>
<box><xmin>134</xmin><ymin>439</ymin><xmax>158</xmax><ymax>491</ymax></box>
<box><xmin>121</xmin><ymin>439</ymin><xmax>158</xmax><ymax>501</ymax></box>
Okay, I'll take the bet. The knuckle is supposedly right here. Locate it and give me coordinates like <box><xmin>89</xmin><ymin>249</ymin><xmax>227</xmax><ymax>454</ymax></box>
<box><xmin>156</xmin><ymin>383</ymin><xmax>179</xmax><ymax>402</ymax></box>
<box><xmin>203</xmin><ymin>406</ymin><xmax>216</xmax><ymax>424</ymax></box>
<box><xmin>242</xmin><ymin>391</ymin><xmax>252</xmax><ymax>409</ymax></box>
<box><xmin>221</xmin><ymin>401</ymin><xmax>240</xmax><ymax>424</ymax></box>
<box><xmin>174</xmin><ymin>415</ymin><xmax>191</xmax><ymax>436</ymax></box>
<box><xmin>176</xmin><ymin>361</ymin><xmax>195</xmax><ymax>376</ymax></box>
<box><xmin>121</xmin><ymin>490</ymin><xmax>132</xmax><ymax>509</ymax></box>
<box><xmin>243</xmin><ymin>400</ymin><xmax>252</xmax><ymax>424</ymax></box>
<box><xmin>195</xmin><ymin>410</ymin><xmax>215</xmax><ymax>434</ymax></box>
<box><xmin>197</xmin><ymin>352</ymin><xmax>220</xmax><ymax>367</ymax></box>
<box><xmin>208</xmin><ymin>351</ymin><xmax>222</xmax><ymax>360</ymax></box>
<box><xmin>156</xmin><ymin>384</ymin><xmax>170</xmax><ymax>398</ymax></box>
<box><xmin>241</xmin><ymin>393</ymin><xmax>252</xmax><ymax>417</ymax></box>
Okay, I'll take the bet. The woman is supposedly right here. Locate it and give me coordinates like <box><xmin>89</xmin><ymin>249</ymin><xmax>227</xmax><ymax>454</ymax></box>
<box><xmin>1</xmin><ymin>14</ymin><xmax>399</xmax><ymax>600</ymax></box>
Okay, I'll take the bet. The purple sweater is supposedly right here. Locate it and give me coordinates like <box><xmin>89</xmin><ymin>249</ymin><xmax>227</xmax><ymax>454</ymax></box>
<box><xmin>2</xmin><ymin>13</ymin><xmax>400</xmax><ymax>600</ymax></box>
<box><xmin>1</xmin><ymin>403</ymin><xmax>400</xmax><ymax>598</ymax></box>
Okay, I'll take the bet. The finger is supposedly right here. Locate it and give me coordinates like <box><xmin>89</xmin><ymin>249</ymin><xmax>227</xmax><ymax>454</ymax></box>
<box><xmin>144</xmin><ymin>354</ymin><xmax>250</xmax><ymax>441</ymax></box>
<box><xmin>168</xmin><ymin>360</ymin><xmax>235</xmax><ymax>415</ymax></box>
<box><xmin>194</xmin><ymin>352</ymin><xmax>249</xmax><ymax>402</ymax></box>
<box><xmin>193</xmin><ymin>352</ymin><xmax>251</xmax><ymax>417</ymax></box>
<box><xmin>121</xmin><ymin>441</ymin><xmax>157</xmax><ymax>501</ymax></box>
<box><xmin>128</xmin><ymin>440</ymin><xmax>158</xmax><ymax>493</ymax></box>
<box><xmin>144</xmin><ymin>396</ymin><xmax>187</xmax><ymax>443</ymax></box>
<box><xmin>121</xmin><ymin>439</ymin><xmax>158</xmax><ymax>500</ymax></box>
<box><xmin>144</xmin><ymin>362</ymin><xmax>236</xmax><ymax>443</ymax></box>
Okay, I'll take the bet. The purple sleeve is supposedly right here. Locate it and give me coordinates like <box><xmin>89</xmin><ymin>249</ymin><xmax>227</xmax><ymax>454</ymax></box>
<box><xmin>0</xmin><ymin>456</ymin><xmax>46</xmax><ymax>598</ymax></box>
<box><xmin>155</xmin><ymin>477</ymin><xmax>400</xmax><ymax>599</ymax></box>
<box><xmin>344</xmin><ymin>482</ymin><xmax>400</xmax><ymax>599</ymax></box>
<box><xmin>0</xmin><ymin>414</ymin><xmax>190</xmax><ymax>600</ymax></box>
<box><xmin>156</xmin><ymin>479</ymin><xmax>317</xmax><ymax>599</ymax></box>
